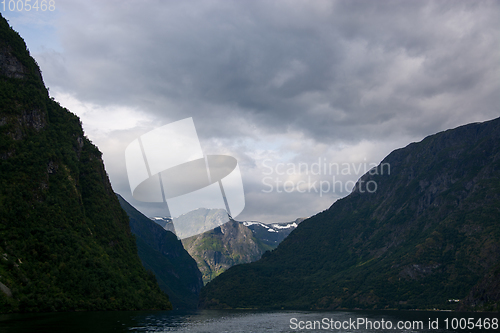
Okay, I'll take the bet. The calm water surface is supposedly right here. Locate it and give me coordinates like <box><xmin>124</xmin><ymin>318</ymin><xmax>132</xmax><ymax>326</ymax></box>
<box><xmin>0</xmin><ymin>309</ymin><xmax>498</xmax><ymax>333</ymax></box>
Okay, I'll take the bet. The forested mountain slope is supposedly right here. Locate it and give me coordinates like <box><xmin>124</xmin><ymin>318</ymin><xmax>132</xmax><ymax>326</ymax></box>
<box><xmin>0</xmin><ymin>14</ymin><xmax>171</xmax><ymax>312</ymax></box>
<box><xmin>201</xmin><ymin>117</ymin><xmax>500</xmax><ymax>311</ymax></box>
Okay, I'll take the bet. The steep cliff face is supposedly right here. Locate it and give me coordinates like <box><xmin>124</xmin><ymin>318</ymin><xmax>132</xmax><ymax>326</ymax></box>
<box><xmin>0</xmin><ymin>14</ymin><xmax>171</xmax><ymax>312</ymax></box>
<box><xmin>201</xmin><ymin>117</ymin><xmax>500</xmax><ymax>311</ymax></box>
<box><xmin>117</xmin><ymin>194</ymin><xmax>203</xmax><ymax>309</ymax></box>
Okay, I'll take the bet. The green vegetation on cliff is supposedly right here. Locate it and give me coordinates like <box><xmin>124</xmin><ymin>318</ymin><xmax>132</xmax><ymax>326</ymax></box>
<box><xmin>0</xmin><ymin>14</ymin><xmax>171</xmax><ymax>312</ymax></box>
<box><xmin>201</xmin><ymin>117</ymin><xmax>500</xmax><ymax>311</ymax></box>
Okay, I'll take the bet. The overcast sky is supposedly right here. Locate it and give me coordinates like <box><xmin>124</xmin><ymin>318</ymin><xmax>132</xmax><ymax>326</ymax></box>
<box><xmin>4</xmin><ymin>0</ymin><xmax>499</xmax><ymax>222</ymax></box>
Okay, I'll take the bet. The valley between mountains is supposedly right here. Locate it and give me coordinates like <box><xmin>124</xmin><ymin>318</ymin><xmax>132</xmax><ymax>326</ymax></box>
<box><xmin>1</xmin><ymin>12</ymin><xmax>499</xmax><ymax>313</ymax></box>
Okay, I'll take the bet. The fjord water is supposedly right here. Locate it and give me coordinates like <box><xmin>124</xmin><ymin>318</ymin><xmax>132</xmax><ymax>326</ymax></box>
<box><xmin>0</xmin><ymin>309</ymin><xmax>497</xmax><ymax>332</ymax></box>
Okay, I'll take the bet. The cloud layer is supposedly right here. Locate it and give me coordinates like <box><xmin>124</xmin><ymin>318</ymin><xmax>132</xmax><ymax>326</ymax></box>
<box><xmin>6</xmin><ymin>0</ymin><xmax>499</xmax><ymax>222</ymax></box>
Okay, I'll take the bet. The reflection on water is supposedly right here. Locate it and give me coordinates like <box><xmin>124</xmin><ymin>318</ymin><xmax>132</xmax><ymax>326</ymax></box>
<box><xmin>0</xmin><ymin>309</ymin><xmax>498</xmax><ymax>333</ymax></box>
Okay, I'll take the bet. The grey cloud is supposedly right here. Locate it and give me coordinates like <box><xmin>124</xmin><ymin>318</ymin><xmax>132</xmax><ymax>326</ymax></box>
<box><xmin>27</xmin><ymin>0</ymin><xmax>500</xmax><ymax>220</ymax></box>
<box><xmin>45</xmin><ymin>1</ymin><xmax>497</xmax><ymax>142</ymax></box>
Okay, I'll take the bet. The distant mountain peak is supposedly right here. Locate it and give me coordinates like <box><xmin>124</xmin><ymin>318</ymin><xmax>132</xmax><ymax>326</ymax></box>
<box><xmin>156</xmin><ymin>208</ymin><xmax>305</xmax><ymax>284</ymax></box>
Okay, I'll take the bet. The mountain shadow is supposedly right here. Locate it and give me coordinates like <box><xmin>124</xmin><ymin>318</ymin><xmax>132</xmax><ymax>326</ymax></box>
<box><xmin>117</xmin><ymin>194</ymin><xmax>203</xmax><ymax>309</ymax></box>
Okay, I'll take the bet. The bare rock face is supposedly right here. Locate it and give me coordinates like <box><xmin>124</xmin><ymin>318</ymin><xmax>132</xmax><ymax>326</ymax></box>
<box><xmin>0</xmin><ymin>42</ymin><xmax>46</xmax><ymax>141</ymax></box>
<box><xmin>3</xmin><ymin>109</ymin><xmax>47</xmax><ymax>141</ymax></box>
<box><xmin>0</xmin><ymin>281</ymin><xmax>12</xmax><ymax>298</ymax></box>
<box><xmin>0</xmin><ymin>46</ymin><xmax>27</xmax><ymax>79</ymax></box>
<box><xmin>20</xmin><ymin>109</ymin><xmax>45</xmax><ymax>131</ymax></box>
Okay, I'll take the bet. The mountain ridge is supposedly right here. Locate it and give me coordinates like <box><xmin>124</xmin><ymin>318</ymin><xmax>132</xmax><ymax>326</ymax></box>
<box><xmin>200</xmin><ymin>117</ymin><xmax>500</xmax><ymax>311</ymax></box>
